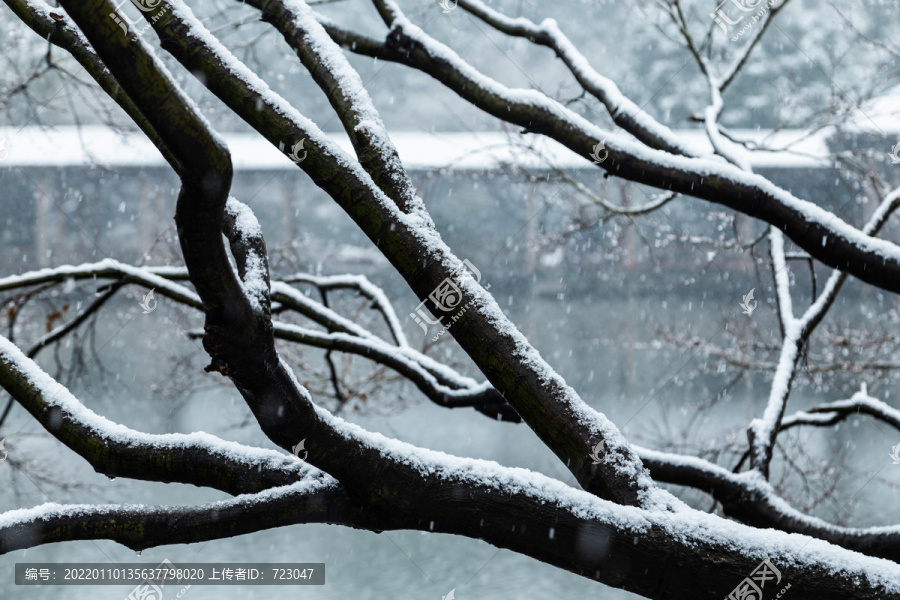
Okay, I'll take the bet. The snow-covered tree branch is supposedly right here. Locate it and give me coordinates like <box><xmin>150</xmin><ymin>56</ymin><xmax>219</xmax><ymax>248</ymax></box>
<box><xmin>2</xmin><ymin>0</ymin><xmax>900</xmax><ymax>598</ymax></box>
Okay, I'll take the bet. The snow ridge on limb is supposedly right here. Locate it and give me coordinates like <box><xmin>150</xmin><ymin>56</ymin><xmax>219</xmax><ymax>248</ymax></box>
<box><xmin>0</xmin><ymin>335</ymin><xmax>312</xmax><ymax>495</ymax></box>
<box><xmin>783</xmin><ymin>384</ymin><xmax>900</xmax><ymax>431</ymax></box>
<box><xmin>0</xmin><ymin>480</ymin><xmax>344</xmax><ymax>553</ymax></box>
<box><xmin>0</xmin><ymin>259</ymin><xmax>202</xmax><ymax>308</ymax></box>
<box><xmin>249</xmin><ymin>0</ymin><xmax>425</xmax><ymax>216</ymax></box>
<box><xmin>269</xmin><ymin>280</ymin><xmax>514</xmax><ymax>417</ymax></box>
<box><xmin>746</xmin><ymin>229</ymin><xmax>802</xmax><ymax>477</ymax></box>
<box><xmin>638</xmin><ymin>444</ymin><xmax>900</xmax><ymax>562</ymax></box>
<box><xmin>6</xmin><ymin>446</ymin><xmax>900</xmax><ymax>600</ymax></box>
<box><xmin>282</xmin><ymin>272</ymin><xmax>409</xmax><ymax>347</ymax></box>
<box><xmin>271</xmin><ymin>323</ymin><xmax>517</xmax><ymax>420</ymax></box>
<box><xmin>456</xmin><ymin>0</ymin><xmax>700</xmax><ymax>157</ymax></box>
<box><xmin>271</xmin><ymin>281</ymin><xmax>377</xmax><ymax>339</ymax></box>
<box><xmin>267</xmin><ymin>284</ymin><xmax>518</xmax><ymax>419</ymax></box>
<box><xmin>224</xmin><ymin>197</ymin><xmax>271</xmax><ymax>315</ymax></box>
<box><xmin>749</xmin><ymin>187</ymin><xmax>900</xmax><ymax>477</ymax></box>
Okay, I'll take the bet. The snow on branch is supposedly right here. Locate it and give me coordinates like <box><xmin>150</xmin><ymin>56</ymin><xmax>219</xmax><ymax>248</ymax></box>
<box><xmin>322</xmin><ymin>0</ymin><xmax>900</xmax><ymax>295</ymax></box>
<box><xmin>224</xmin><ymin>197</ymin><xmax>271</xmax><ymax>315</ymax></box>
<box><xmin>0</xmin><ymin>479</ymin><xmax>342</xmax><ymax>553</ymax></box>
<box><xmin>282</xmin><ymin>272</ymin><xmax>409</xmax><ymax>347</ymax></box>
<box><xmin>271</xmin><ymin>281</ymin><xmax>376</xmax><ymax>339</ymax></box>
<box><xmin>0</xmin><ymin>259</ymin><xmax>516</xmax><ymax>420</ymax></box>
<box><xmin>0</xmin><ymin>259</ymin><xmax>202</xmax><ymax>308</ymax></box>
<box><xmin>270</xmin><ymin>282</ymin><xmax>516</xmax><ymax>418</ymax></box>
<box><xmin>746</xmin><ymin>229</ymin><xmax>801</xmax><ymax>477</ymax></box>
<box><xmin>0</xmin><ymin>334</ymin><xmax>312</xmax><ymax>495</ymax></box>
<box><xmin>797</xmin><ymin>185</ymin><xmax>900</xmax><ymax>336</ymax></box>
<box><xmin>144</xmin><ymin>0</ymin><xmax>658</xmax><ymax>508</ymax></box>
<box><xmin>271</xmin><ymin>323</ymin><xmax>519</xmax><ymax>420</ymax></box>
<box><xmin>249</xmin><ymin>0</ymin><xmax>425</xmax><ymax>215</ymax></box>
<box><xmin>748</xmin><ymin>186</ymin><xmax>900</xmax><ymax>477</ymax></box>
<box><xmin>7</xmin><ymin>436</ymin><xmax>900</xmax><ymax>600</ymax></box>
<box><xmin>3</xmin><ymin>322</ymin><xmax>900</xmax><ymax>597</ymax></box>
<box><xmin>638</xmin><ymin>444</ymin><xmax>900</xmax><ymax>562</ymax></box>
<box><xmin>457</xmin><ymin>0</ymin><xmax>700</xmax><ymax>156</ymax></box>
<box><xmin>782</xmin><ymin>384</ymin><xmax>900</xmax><ymax>432</ymax></box>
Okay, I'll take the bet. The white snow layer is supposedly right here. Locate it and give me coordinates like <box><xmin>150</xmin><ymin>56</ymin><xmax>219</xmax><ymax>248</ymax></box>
<box><xmin>0</xmin><ymin>335</ymin><xmax>306</xmax><ymax>480</ymax></box>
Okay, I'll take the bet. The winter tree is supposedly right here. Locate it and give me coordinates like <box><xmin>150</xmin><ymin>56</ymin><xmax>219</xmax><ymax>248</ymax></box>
<box><xmin>1</xmin><ymin>0</ymin><xmax>900</xmax><ymax>598</ymax></box>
